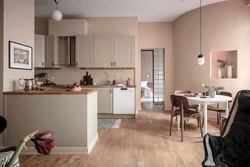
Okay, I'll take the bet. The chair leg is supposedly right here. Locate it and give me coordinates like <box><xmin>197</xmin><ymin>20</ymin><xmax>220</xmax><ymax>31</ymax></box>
<box><xmin>181</xmin><ymin>116</ymin><xmax>184</xmax><ymax>142</ymax></box>
<box><xmin>184</xmin><ymin>120</ymin><xmax>187</xmax><ymax>131</ymax></box>
<box><xmin>170</xmin><ymin>113</ymin><xmax>173</xmax><ymax>136</ymax></box>
<box><xmin>217</xmin><ymin>112</ymin><xmax>219</xmax><ymax>125</ymax></box>
<box><xmin>198</xmin><ymin>116</ymin><xmax>203</xmax><ymax>138</ymax></box>
<box><xmin>197</xmin><ymin>117</ymin><xmax>200</xmax><ymax>127</ymax></box>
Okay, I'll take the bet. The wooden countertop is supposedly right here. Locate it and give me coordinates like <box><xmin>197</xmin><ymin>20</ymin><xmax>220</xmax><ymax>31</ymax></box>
<box><xmin>3</xmin><ymin>89</ymin><xmax>97</xmax><ymax>95</ymax></box>
<box><xmin>81</xmin><ymin>85</ymin><xmax>136</xmax><ymax>88</ymax></box>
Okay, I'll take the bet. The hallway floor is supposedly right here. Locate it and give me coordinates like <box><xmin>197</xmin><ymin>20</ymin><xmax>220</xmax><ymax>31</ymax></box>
<box><xmin>20</xmin><ymin>104</ymin><xmax>219</xmax><ymax>167</ymax></box>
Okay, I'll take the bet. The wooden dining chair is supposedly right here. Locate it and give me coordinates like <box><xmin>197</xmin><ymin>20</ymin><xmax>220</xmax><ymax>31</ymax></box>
<box><xmin>207</xmin><ymin>91</ymin><xmax>232</xmax><ymax>125</ymax></box>
<box><xmin>169</xmin><ymin>95</ymin><xmax>203</xmax><ymax>142</ymax></box>
<box><xmin>174</xmin><ymin>90</ymin><xmax>200</xmax><ymax>127</ymax></box>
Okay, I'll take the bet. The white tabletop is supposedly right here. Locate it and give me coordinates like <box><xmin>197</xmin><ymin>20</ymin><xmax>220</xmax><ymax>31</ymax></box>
<box><xmin>186</xmin><ymin>95</ymin><xmax>232</xmax><ymax>104</ymax></box>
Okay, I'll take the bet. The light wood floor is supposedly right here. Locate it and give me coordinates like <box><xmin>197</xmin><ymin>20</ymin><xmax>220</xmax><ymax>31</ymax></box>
<box><xmin>20</xmin><ymin>103</ymin><xmax>219</xmax><ymax>167</ymax></box>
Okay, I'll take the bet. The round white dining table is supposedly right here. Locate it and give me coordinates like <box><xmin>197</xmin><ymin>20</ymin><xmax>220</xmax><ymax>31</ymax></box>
<box><xmin>186</xmin><ymin>95</ymin><xmax>232</xmax><ymax>135</ymax></box>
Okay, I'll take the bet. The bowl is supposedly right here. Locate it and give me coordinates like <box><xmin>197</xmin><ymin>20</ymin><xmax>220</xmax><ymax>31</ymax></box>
<box><xmin>71</xmin><ymin>87</ymin><xmax>82</xmax><ymax>92</ymax></box>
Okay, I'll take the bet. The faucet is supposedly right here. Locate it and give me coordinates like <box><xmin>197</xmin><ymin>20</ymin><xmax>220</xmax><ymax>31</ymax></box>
<box><xmin>101</xmin><ymin>72</ymin><xmax>110</xmax><ymax>85</ymax></box>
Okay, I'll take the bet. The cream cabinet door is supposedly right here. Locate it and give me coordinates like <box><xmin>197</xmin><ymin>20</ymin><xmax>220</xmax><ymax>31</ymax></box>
<box><xmin>34</xmin><ymin>34</ymin><xmax>45</xmax><ymax>68</ymax></box>
<box><xmin>45</xmin><ymin>35</ymin><xmax>59</xmax><ymax>67</ymax></box>
<box><xmin>97</xmin><ymin>88</ymin><xmax>113</xmax><ymax>114</ymax></box>
<box><xmin>92</xmin><ymin>36</ymin><xmax>113</xmax><ymax>68</ymax></box>
<box><xmin>113</xmin><ymin>36</ymin><xmax>135</xmax><ymax>68</ymax></box>
<box><xmin>76</xmin><ymin>35</ymin><xmax>92</xmax><ymax>67</ymax></box>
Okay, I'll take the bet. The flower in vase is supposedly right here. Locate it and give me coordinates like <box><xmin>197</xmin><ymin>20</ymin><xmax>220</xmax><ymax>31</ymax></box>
<box><xmin>31</xmin><ymin>130</ymin><xmax>55</xmax><ymax>155</ymax></box>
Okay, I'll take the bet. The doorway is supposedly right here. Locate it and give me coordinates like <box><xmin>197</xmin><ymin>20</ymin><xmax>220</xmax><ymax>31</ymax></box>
<box><xmin>141</xmin><ymin>49</ymin><xmax>165</xmax><ymax>110</ymax></box>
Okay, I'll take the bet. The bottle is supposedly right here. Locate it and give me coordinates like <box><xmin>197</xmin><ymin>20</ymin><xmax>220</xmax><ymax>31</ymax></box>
<box><xmin>113</xmin><ymin>80</ymin><xmax>116</xmax><ymax>85</ymax></box>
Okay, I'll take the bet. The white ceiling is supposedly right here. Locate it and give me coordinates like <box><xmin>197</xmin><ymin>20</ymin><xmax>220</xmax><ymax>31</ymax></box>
<box><xmin>35</xmin><ymin>0</ymin><xmax>226</xmax><ymax>22</ymax></box>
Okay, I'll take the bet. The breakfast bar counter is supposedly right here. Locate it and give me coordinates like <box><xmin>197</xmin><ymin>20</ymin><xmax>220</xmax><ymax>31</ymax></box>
<box><xmin>3</xmin><ymin>89</ymin><xmax>98</xmax><ymax>154</ymax></box>
<box><xmin>3</xmin><ymin>89</ymin><xmax>96</xmax><ymax>95</ymax></box>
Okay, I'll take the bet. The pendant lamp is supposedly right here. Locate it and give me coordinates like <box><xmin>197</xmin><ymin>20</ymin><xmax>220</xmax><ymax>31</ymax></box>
<box><xmin>197</xmin><ymin>0</ymin><xmax>204</xmax><ymax>65</ymax></box>
<box><xmin>51</xmin><ymin>0</ymin><xmax>63</xmax><ymax>21</ymax></box>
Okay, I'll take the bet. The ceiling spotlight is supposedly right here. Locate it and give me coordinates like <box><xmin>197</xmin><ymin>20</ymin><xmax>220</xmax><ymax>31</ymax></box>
<box><xmin>51</xmin><ymin>0</ymin><xmax>63</xmax><ymax>21</ymax></box>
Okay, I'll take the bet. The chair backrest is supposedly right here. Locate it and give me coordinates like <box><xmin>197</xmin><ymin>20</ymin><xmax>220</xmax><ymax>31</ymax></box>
<box><xmin>219</xmin><ymin>91</ymin><xmax>232</xmax><ymax>97</ymax></box>
<box><xmin>170</xmin><ymin>95</ymin><xmax>190</xmax><ymax>110</ymax></box>
<box><xmin>174</xmin><ymin>90</ymin><xmax>191</xmax><ymax>95</ymax></box>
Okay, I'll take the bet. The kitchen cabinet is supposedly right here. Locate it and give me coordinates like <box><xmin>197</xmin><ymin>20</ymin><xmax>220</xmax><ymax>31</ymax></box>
<box><xmin>45</xmin><ymin>35</ymin><xmax>59</xmax><ymax>67</ymax></box>
<box><xmin>92</xmin><ymin>35</ymin><xmax>135</xmax><ymax>68</ymax></box>
<box><xmin>92</xmin><ymin>36</ymin><xmax>113</xmax><ymax>68</ymax></box>
<box><xmin>96</xmin><ymin>88</ymin><xmax>113</xmax><ymax>114</ymax></box>
<box><xmin>76</xmin><ymin>35</ymin><xmax>92</xmax><ymax>67</ymax></box>
<box><xmin>34</xmin><ymin>34</ymin><xmax>45</xmax><ymax>68</ymax></box>
<box><xmin>113</xmin><ymin>36</ymin><xmax>135</xmax><ymax>68</ymax></box>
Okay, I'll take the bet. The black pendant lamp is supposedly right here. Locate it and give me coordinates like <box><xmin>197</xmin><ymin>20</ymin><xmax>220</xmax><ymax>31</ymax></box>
<box><xmin>197</xmin><ymin>0</ymin><xmax>205</xmax><ymax>65</ymax></box>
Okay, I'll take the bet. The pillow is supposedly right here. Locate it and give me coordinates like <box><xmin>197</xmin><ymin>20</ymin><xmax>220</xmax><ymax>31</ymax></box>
<box><xmin>141</xmin><ymin>81</ymin><xmax>148</xmax><ymax>87</ymax></box>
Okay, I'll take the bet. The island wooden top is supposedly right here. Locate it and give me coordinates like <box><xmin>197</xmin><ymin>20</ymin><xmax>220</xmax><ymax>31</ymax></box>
<box><xmin>3</xmin><ymin>89</ymin><xmax>97</xmax><ymax>95</ymax></box>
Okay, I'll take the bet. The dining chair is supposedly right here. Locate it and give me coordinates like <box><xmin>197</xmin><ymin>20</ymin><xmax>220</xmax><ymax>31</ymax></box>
<box><xmin>174</xmin><ymin>90</ymin><xmax>200</xmax><ymax>127</ymax></box>
<box><xmin>169</xmin><ymin>95</ymin><xmax>203</xmax><ymax>142</ymax></box>
<box><xmin>207</xmin><ymin>91</ymin><xmax>232</xmax><ymax>125</ymax></box>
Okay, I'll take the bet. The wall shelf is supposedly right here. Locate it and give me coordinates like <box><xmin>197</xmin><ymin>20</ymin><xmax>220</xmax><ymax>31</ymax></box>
<box><xmin>210</xmin><ymin>50</ymin><xmax>238</xmax><ymax>79</ymax></box>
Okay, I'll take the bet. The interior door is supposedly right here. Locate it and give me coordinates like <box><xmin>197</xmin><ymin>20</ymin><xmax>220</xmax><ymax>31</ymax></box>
<box><xmin>92</xmin><ymin>36</ymin><xmax>113</xmax><ymax>68</ymax></box>
<box><xmin>113</xmin><ymin>36</ymin><xmax>135</xmax><ymax>68</ymax></box>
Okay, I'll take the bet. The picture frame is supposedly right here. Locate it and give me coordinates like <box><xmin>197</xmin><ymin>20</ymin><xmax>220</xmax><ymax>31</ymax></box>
<box><xmin>9</xmin><ymin>41</ymin><xmax>33</xmax><ymax>70</ymax></box>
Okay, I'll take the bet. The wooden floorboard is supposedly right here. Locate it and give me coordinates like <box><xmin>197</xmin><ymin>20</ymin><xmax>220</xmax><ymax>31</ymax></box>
<box><xmin>20</xmin><ymin>103</ymin><xmax>220</xmax><ymax>167</ymax></box>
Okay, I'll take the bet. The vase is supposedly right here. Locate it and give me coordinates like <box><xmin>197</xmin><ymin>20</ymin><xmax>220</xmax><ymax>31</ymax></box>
<box><xmin>218</xmin><ymin>68</ymin><xmax>222</xmax><ymax>78</ymax></box>
<box><xmin>211</xmin><ymin>90</ymin><xmax>216</xmax><ymax>98</ymax></box>
<box><xmin>226</xmin><ymin>65</ymin><xmax>233</xmax><ymax>78</ymax></box>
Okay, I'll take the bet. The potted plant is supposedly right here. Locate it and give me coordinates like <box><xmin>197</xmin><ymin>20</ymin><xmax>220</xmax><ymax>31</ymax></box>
<box><xmin>217</xmin><ymin>59</ymin><xmax>228</xmax><ymax>78</ymax></box>
<box><xmin>204</xmin><ymin>85</ymin><xmax>224</xmax><ymax>98</ymax></box>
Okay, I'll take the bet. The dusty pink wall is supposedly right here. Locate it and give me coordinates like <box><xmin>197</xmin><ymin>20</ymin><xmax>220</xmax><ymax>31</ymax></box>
<box><xmin>3</xmin><ymin>0</ymin><xmax>35</xmax><ymax>91</ymax></box>
<box><xmin>174</xmin><ymin>0</ymin><xmax>250</xmax><ymax>119</ymax></box>
<box><xmin>139</xmin><ymin>22</ymin><xmax>174</xmax><ymax>109</ymax></box>
<box><xmin>141</xmin><ymin>51</ymin><xmax>153</xmax><ymax>83</ymax></box>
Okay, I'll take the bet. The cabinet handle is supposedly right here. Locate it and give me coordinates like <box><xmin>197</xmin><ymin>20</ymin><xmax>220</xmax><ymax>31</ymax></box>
<box><xmin>110</xmin><ymin>89</ymin><xmax>112</xmax><ymax>93</ymax></box>
<box><xmin>42</xmin><ymin>62</ymin><xmax>44</xmax><ymax>67</ymax></box>
<box><xmin>114</xmin><ymin>62</ymin><xmax>116</xmax><ymax>66</ymax></box>
<box><xmin>52</xmin><ymin>62</ymin><xmax>55</xmax><ymax>67</ymax></box>
<box><xmin>111</xmin><ymin>62</ymin><xmax>113</xmax><ymax>66</ymax></box>
<box><xmin>76</xmin><ymin>62</ymin><xmax>78</xmax><ymax>66</ymax></box>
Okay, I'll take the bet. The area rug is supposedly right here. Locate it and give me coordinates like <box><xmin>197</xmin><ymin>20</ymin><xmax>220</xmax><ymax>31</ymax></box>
<box><xmin>98</xmin><ymin>119</ymin><xmax>121</xmax><ymax>128</ymax></box>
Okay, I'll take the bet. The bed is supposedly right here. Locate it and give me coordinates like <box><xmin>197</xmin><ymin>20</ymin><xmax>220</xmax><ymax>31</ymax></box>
<box><xmin>141</xmin><ymin>81</ymin><xmax>153</xmax><ymax>100</ymax></box>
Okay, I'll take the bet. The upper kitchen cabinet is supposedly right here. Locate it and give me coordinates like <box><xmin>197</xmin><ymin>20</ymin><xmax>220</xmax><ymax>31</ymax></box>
<box><xmin>92</xmin><ymin>36</ymin><xmax>113</xmax><ymax>68</ymax></box>
<box><xmin>45</xmin><ymin>35</ymin><xmax>59</xmax><ymax>67</ymax></box>
<box><xmin>34</xmin><ymin>34</ymin><xmax>45</xmax><ymax>68</ymax></box>
<box><xmin>113</xmin><ymin>36</ymin><xmax>135</xmax><ymax>68</ymax></box>
<box><xmin>49</xmin><ymin>19</ymin><xmax>88</xmax><ymax>36</ymax></box>
<box><xmin>75</xmin><ymin>35</ymin><xmax>92</xmax><ymax>68</ymax></box>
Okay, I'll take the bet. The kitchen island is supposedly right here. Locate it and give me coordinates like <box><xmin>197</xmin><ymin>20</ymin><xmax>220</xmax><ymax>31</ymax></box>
<box><xmin>3</xmin><ymin>89</ymin><xmax>98</xmax><ymax>154</ymax></box>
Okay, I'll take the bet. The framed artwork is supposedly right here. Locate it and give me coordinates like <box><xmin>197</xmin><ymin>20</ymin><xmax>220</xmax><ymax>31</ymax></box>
<box><xmin>9</xmin><ymin>41</ymin><xmax>33</xmax><ymax>70</ymax></box>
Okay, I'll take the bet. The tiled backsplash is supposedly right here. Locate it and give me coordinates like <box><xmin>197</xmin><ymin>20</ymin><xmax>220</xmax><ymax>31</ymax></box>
<box><xmin>35</xmin><ymin>67</ymin><xmax>134</xmax><ymax>85</ymax></box>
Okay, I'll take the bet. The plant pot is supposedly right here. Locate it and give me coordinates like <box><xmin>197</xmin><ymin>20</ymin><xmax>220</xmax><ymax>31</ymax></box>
<box><xmin>211</xmin><ymin>90</ymin><xmax>216</xmax><ymax>98</ymax></box>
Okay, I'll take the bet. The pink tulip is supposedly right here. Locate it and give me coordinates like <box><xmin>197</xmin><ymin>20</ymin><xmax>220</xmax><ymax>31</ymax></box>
<box><xmin>31</xmin><ymin>130</ymin><xmax>55</xmax><ymax>155</ymax></box>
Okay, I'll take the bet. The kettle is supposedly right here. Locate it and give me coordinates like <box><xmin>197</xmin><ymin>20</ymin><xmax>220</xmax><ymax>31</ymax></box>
<box><xmin>18</xmin><ymin>78</ymin><xmax>36</xmax><ymax>91</ymax></box>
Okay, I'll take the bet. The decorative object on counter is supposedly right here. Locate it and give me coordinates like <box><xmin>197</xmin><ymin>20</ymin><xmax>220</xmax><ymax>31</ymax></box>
<box><xmin>98</xmin><ymin>119</ymin><xmax>121</xmax><ymax>129</ymax></box>
<box><xmin>82</xmin><ymin>72</ymin><xmax>93</xmax><ymax>85</ymax></box>
<box><xmin>18</xmin><ymin>78</ymin><xmax>36</xmax><ymax>91</ymax></box>
<box><xmin>226</xmin><ymin>65</ymin><xmax>233</xmax><ymax>78</ymax></box>
<box><xmin>204</xmin><ymin>85</ymin><xmax>224</xmax><ymax>98</ymax></box>
<box><xmin>68</xmin><ymin>82</ymin><xmax>82</xmax><ymax>92</ymax></box>
<box><xmin>9</xmin><ymin>41</ymin><xmax>33</xmax><ymax>70</ymax></box>
<box><xmin>0</xmin><ymin>129</ymin><xmax>55</xmax><ymax>167</ymax></box>
<box><xmin>126</xmin><ymin>77</ymin><xmax>133</xmax><ymax>86</ymax></box>
<box><xmin>35</xmin><ymin>73</ymin><xmax>47</xmax><ymax>78</ymax></box>
<box><xmin>51</xmin><ymin>0</ymin><xmax>63</xmax><ymax>21</ymax></box>
<box><xmin>112</xmin><ymin>80</ymin><xmax>116</xmax><ymax>85</ymax></box>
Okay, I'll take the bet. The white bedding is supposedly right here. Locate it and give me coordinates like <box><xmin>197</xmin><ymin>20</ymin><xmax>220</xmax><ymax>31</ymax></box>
<box><xmin>142</xmin><ymin>85</ymin><xmax>153</xmax><ymax>99</ymax></box>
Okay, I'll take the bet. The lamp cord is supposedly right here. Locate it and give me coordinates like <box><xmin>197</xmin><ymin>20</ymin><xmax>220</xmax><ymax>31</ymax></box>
<box><xmin>200</xmin><ymin>0</ymin><xmax>202</xmax><ymax>55</ymax></box>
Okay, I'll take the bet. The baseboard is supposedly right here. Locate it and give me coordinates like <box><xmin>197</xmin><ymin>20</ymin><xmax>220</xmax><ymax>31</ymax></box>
<box><xmin>98</xmin><ymin>114</ymin><xmax>135</xmax><ymax>119</ymax></box>
<box><xmin>88</xmin><ymin>133</ymin><xmax>99</xmax><ymax>154</ymax></box>
<box><xmin>22</xmin><ymin>133</ymin><xmax>99</xmax><ymax>155</ymax></box>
